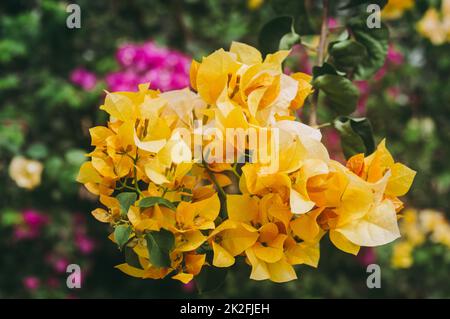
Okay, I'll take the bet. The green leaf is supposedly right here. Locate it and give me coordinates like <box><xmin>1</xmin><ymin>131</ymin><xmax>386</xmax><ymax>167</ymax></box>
<box><xmin>1</xmin><ymin>209</ymin><xmax>21</xmax><ymax>226</ymax></box>
<box><xmin>279</xmin><ymin>32</ymin><xmax>301</xmax><ymax>51</ymax></box>
<box><xmin>26</xmin><ymin>143</ymin><xmax>48</xmax><ymax>160</ymax></box>
<box><xmin>269</xmin><ymin>0</ymin><xmax>315</xmax><ymax>35</ymax></box>
<box><xmin>195</xmin><ymin>266</ymin><xmax>228</xmax><ymax>294</ymax></box>
<box><xmin>258</xmin><ymin>16</ymin><xmax>300</xmax><ymax>56</ymax></box>
<box><xmin>65</xmin><ymin>149</ymin><xmax>86</xmax><ymax>166</ymax></box>
<box><xmin>117</xmin><ymin>192</ymin><xmax>137</xmax><ymax>216</ymax></box>
<box><xmin>333</xmin><ymin>116</ymin><xmax>375</xmax><ymax>159</ymax></box>
<box><xmin>124</xmin><ymin>247</ymin><xmax>142</xmax><ymax>269</ymax></box>
<box><xmin>114</xmin><ymin>225</ymin><xmax>132</xmax><ymax>250</ymax></box>
<box><xmin>329</xmin><ymin>40</ymin><xmax>368</xmax><ymax>71</ymax></box>
<box><xmin>339</xmin><ymin>0</ymin><xmax>387</xmax><ymax>10</ymax></box>
<box><xmin>312</xmin><ymin>62</ymin><xmax>338</xmax><ymax>78</ymax></box>
<box><xmin>312</xmin><ymin>74</ymin><xmax>360</xmax><ymax>115</ymax></box>
<box><xmin>347</xmin><ymin>16</ymin><xmax>389</xmax><ymax>80</ymax></box>
<box><xmin>138</xmin><ymin>196</ymin><xmax>176</xmax><ymax>211</ymax></box>
<box><xmin>145</xmin><ymin>229</ymin><xmax>175</xmax><ymax>268</ymax></box>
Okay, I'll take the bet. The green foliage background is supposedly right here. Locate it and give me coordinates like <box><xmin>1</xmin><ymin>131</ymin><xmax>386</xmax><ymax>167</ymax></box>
<box><xmin>0</xmin><ymin>0</ymin><xmax>448</xmax><ymax>298</ymax></box>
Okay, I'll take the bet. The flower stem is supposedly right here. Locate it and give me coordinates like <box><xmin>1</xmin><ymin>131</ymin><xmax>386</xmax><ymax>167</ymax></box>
<box><xmin>204</xmin><ymin>163</ymin><xmax>228</xmax><ymax>219</ymax></box>
<box><xmin>310</xmin><ymin>0</ymin><xmax>330</xmax><ymax>127</ymax></box>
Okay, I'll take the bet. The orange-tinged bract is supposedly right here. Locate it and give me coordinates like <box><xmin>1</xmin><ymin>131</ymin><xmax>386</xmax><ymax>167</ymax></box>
<box><xmin>78</xmin><ymin>43</ymin><xmax>415</xmax><ymax>284</ymax></box>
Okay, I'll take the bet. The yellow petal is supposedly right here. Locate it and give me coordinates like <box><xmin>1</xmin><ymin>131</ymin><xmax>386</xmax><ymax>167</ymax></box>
<box><xmin>91</xmin><ymin>208</ymin><xmax>111</xmax><ymax>223</ymax></box>
<box><xmin>227</xmin><ymin>194</ymin><xmax>259</xmax><ymax>223</ymax></box>
<box><xmin>286</xmin><ymin>241</ymin><xmax>320</xmax><ymax>267</ymax></box>
<box><xmin>115</xmin><ymin>263</ymin><xmax>145</xmax><ymax>278</ymax></box>
<box><xmin>230</xmin><ymin>41</ymin><xmax>262</xmax><ymax>65</ymax></box>
<box><xmin>245</xmin><ymin>248</ymin><xmax>270</xmax><ymax>281</ymax></box>
<box><xmin>290</xmin><ymin>189</ymin><xmax>315</xmax><ymax>215</ymax></box>
<box><xmin>337</xmin><ymin>199</ymin><xmax>400</xmax><ymax>247</ymax></box>
<box><xmin>385</xmin><ymin>162</ymin><xmax>416</xmax><ymax>197</ymax></box>
<box><xmin>253</xmin><ymin>243</ymin><xmax>284</xmax><ymax>263</ymax></box>
<box><xmin>196</xmin><ymin>49</ymin><xmax>240</xmax><ymax>104</ymax></box>
<box><xmin>220</xmin><ymin>226</ymin><xmax>259</xmax><ymax>256</ymax></box>
<box><xmin>77</xmin><ymin>162</ymin><xmax>102</xmax><ymax>183</ymax></box>
<box><xmin>212</xmin><ymin>241</ymin><xmax>235</xmax><ymax>267</ymax></box>
<box><xmin>89</xmin><ymin>126</ymin><xmax>114</xmax><ymax>146</ymax></box>
<box><xmin>172</xmin><ymin>272</ymin><xmax>194</xmax><ymax>284</ymax></box>
<box><xmin>177</xmin><ymin>230</ymin><xmax>206</xmax><ymax>252</ymax></box>
<box><xmin>290</xmin><ymin>208</ymin><xmax>323</xmax><ymax>241</ymax></box>
<box><xmin>266</xmin><ymin>258</ymin><xmax>297</xmax><ymax>283</ymax></box>
<box><xmin>329</xmin><ymin>230</ymin><xmax>360</xmax><ymax>255</ymax></box>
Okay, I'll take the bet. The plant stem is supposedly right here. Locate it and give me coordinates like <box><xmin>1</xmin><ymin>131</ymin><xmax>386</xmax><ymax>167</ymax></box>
<box><xmin>204</xmin><ymin>163</ymin><xmax>227</xmax><ymax>219</ymax></box>
<box><xmin>310</xmin><ymin>0</ymin><xmax>330</xmax><ymax>127</ymax></box>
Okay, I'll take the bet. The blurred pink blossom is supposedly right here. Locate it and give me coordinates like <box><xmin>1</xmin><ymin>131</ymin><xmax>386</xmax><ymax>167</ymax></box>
<box><xmin>75</xmin><ymin>234</ymin><xmax>95</xmax><ymax>255</ymax></box>
<box><xmin>357</xmin><ymin>247</ymin><xmax>377</xmax><ymax>267</ymax></box>
<box><xmin>23</xmin><ymin>276</ymin><xmax>40</xmax><ymax>291</ymax></box>
<box><xmin>107</xmin><ymin>41</ymin><xmax>191</xmax><ymax>92</ymax></box>
<box><xmin>13</xmin><ymin>210</ymin><xmax>49</xmax><ymax>240</ymax></box>
<box><xmin>70</xmin><ymin>68</ymin><xmax>97</xmax><ymax>91</ymax></box>
<box><xmin>23</xmin><ymin>209</ymin><xmax>49</xmax><ymax>228</ymax></box>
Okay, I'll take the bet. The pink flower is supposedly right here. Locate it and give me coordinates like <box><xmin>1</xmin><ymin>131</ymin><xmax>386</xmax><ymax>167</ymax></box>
<box><xmin>357</xmin><ymin>247</ymin><xmax>377</xmax><ymax>267</ymax></box>
<box><xmin>75</xmin><ymin>234</ymin><xmax>95</xmax><ymax>255</ymax></box>
<box><xmin>22</xmin><ymin>209</ymin><xmax>49</xmax><ymax>228</ymax></box>
<box><xmin>23</xmin><ymin>276</ymin><xmax>40</xmax><ymax>291</ymax></box>
<box><xmin>387</xmin><ymin>45</ymin><xmax>404</xmax><ymax>65</ymax></box>
<box><xmin>107</xmin><ymin>40</ymin><xmax>191</xmax><ymax>92</ymax></box>
<box><xmin>116</xmin><ymin>43</ymin><xmax>139</xmax><ymax>67</ymax></box>
<box><xmin>13</xmin><ymin>210</ymin><xmax>49</xmax><ymax>240</ymax></box>
<box><xmin>54</xmin><ymin>258</ymin><xmax>69</xmax><ymax>273</ymax></box>
<box><xmin>70</xmin><ymin>68</ymin><xmax>97</xmax><ymax>91</ymax></box>
<box><xmin>328</xmin><ymin>17</ymin><xmax>339</xmax><ymax>29</ymax></box>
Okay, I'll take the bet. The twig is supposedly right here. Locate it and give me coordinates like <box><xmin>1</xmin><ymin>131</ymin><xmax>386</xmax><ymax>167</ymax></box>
<box><xmin>310</xmin><ymin>0</ymin><xmax>330</xmax><ymax>127</ymax></box>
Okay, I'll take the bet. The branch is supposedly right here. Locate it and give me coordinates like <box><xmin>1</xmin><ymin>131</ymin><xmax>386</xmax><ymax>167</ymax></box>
<box><xmin>310</xmin><ymin>0</ymin><xmax>330</xmax><ymax>127</ymax></box>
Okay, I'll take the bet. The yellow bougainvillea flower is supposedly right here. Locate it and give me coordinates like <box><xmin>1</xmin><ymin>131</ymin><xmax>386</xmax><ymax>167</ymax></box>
<box><xmin>79</xmin><ymin>42</ymin><xmax>417</xmax><ymax>284</ymax></box>
<box><xmin>392</xmin><ymin>208</ymin><xmax>450</xmax><ymax>269</ymax></box>
<box><xmin>247</xmin><ymin>0</ymin><xmax>264</xmax><ymax>10</ymax></box>
<box><xmin>417</xmin><ymin>0</ymin><xmax>450</xmax><ymax>45</ymax></box>
<box><xmin>172</xmin><ymin>253</ymin><xmax>206</xmax><ymax>284</ymax></box>
<box><xmin>382</xmin><ymin>0</ymin><xmax>414</xmax><ymax>20</ymax></box>
<box><xmin>391</xmin><ymin>241</ymin><xmax>414</xmax><ymax>268</ymax></box>
<box><xmin>9</xmin><ymin>156</ymin><xmax>44</xmax><ymax>190</ymax></box>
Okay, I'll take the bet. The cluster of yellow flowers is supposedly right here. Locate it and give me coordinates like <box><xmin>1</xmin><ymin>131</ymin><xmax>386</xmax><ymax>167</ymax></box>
<box><xmin>382</xmin><ymin>0</ymin><xmax>414</xmax><ymax>20</ymax></box>
<box><xmin>392</xmin><ymin>209</ymin><xmax>450</xmax><ymax>268</ymax></box>
<box><xmin>417</xmin><ymin>0</ymin><xmax>450</xmax><ymax>45</ymax></box>
<box><xmin>78</xmin><ymin>42</ymin><xmax>415</xmax><ymax>283</ymax></box>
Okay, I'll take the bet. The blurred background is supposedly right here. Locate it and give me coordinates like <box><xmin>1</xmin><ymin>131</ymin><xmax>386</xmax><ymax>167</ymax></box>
<box><xmin>0</xmin><ymin>0</ymin><xmax>449</xmax><ymax>298</ymax></box>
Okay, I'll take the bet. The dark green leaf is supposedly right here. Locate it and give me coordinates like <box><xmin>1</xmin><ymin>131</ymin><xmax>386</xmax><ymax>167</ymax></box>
<box><xmin>269</xmin><ymin>0</ymin><xmax>315</xmax><ymax>34</ymax></box>
<box><xmin>333</xmin><ymin>116</ymin><xmax>375</xmax><ymax>158</ymax></box>
<box><xmin>329</xmin><ymin>40</ymin><xmax>368</xmax><ymax>71</ymax></box>
<box><xmin>347</xmin><ymin>16</ymin><xmax>389</xmax><ymax>80</ymax></box>
<box><xmin>138</xmin><ymin>196</ymin><xmax>176</xmax><ymax>211</ymax></box>
<box><xmin>117</xmin><ymin>192</ymin><xmax>137</xmax><ymax>216</ymax></box>
<box><xmin>339</xmin><ymin>0</ymin><xmax>387</xmax><ymax>10</ymax></box>
<box><xmin>124</xmin><ymin>247</ymin><xmax>142</xmax><ymax>269</ymax></box>
<box><xmin>145</xmin><ymin>229</ymin><xmax>175</xmax><ymax>268</ymax></box>
<box><xmin>312</xmin><ymin>62</ymin><xmax>338</xmax><ymax>78</ymax></box>
<box><xmin>195</xmin><ymin>266</ymin><xmax>228</xmax><ymax>294</ymax></box>
<box><xmin>258</xmin><ymin>16</ymin><xmax>300</xmax><ymax>56</ymax></box>
<box><xmin>114</xmin><ymin>225</ymin><xmax>132</xmax><ymax>250</ymax></box>
<box><xmin>312</xmin><ymin>74</ymin><xmax>360</xmax><ymax>115</ymax></box>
